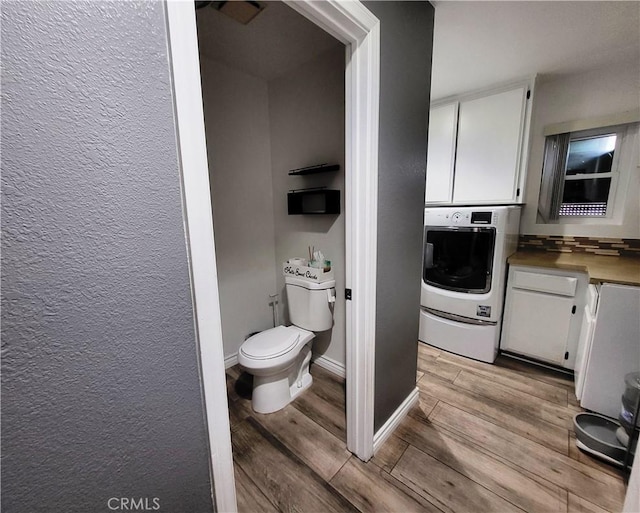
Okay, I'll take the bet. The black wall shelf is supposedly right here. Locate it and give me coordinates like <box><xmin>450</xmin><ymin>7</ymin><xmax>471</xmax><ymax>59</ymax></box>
<box><xmin>288</xmin><ymin>163</ymin><xmax>340</xmax><ymax>176</ymax></box>
<box><xmin>288</xmin><ymin>189</ymin><xmax>340</xmax><ymax>215</ymax></box>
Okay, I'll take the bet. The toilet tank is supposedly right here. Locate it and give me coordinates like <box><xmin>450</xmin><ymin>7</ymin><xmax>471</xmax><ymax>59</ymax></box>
<box><xmin>285</xmin><ymin>276</ymin><xmax>336</xmax><ymax>332</ymax></box>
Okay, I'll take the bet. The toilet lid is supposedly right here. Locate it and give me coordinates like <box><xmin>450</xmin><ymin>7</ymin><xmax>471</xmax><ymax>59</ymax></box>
<box><xmin>240</xmin><ymin>326</ymin><xmax>300</xmax><ymax>360</ymax></box>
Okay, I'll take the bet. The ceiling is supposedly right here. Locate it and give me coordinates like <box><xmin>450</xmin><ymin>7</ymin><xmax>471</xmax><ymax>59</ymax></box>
<box><xmin>431</xmin><ymin>1</ymin><xmax>640</xmax><ymax>100</ymax></box>
<box><xmin>195</xmin><ymin>1</ymin><xmax>342</xmax><ymax>81</ymax></box>
<box><xmin>195</xmin><ymin>1</ymin><xmax>639</xmax><ymax>101</ymax></box>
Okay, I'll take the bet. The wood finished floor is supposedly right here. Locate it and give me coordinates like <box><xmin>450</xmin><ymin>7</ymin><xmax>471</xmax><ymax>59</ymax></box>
<box><xmin>227</xmin><ymin>343</ymin><xmax>627</xmax><ymax>513</ymax></box>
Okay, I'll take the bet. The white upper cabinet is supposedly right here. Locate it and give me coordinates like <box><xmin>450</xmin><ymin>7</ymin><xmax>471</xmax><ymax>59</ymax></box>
<box><xmin>454</xmin><ymin>86</ymin><xmax>528</xmax><ymax>203</ymax></box>
<box><xmin>425</xmin><ymin>103</ymin><xmax>458</xmax><ymax>204</ymax></box>
<box><xmin>426</xmin><ymin>81</ymin><xmax>533</xmax><ymax>205</ymax></box>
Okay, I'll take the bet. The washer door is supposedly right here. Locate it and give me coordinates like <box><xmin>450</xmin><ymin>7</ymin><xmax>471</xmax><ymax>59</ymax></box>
<box><xmin>423</xmin><ymin>226</ymin><xmax>495</xmax><ymax>294</ymax></box>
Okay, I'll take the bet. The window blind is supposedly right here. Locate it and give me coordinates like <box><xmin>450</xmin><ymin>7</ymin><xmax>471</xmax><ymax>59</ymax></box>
<box><xmin>538</xmin><ymin>133</ymin><xmax>570</xmax><ymax>221</ymax></box>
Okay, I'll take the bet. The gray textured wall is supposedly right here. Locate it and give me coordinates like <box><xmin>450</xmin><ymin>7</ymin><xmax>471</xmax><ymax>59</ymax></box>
<box><xmin>1</xmin><ymin>2</ymin><xmax>214</xmax><ymax>512</ymax></box>
<box><xmin>364</xmin><ymin>1</ymin><xmax>434</xmax><ymax>431</ymax></box>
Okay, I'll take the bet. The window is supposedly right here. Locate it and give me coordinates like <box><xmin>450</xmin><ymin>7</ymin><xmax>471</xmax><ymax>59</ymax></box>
<box><xmin>560</xmin><ymin>131</ymin><xmax>616</xmax><ymax>216</ymax></box>
<box><xmin>538</xmin><ymin>124</ymin><xmax>633</xmax><ymax>221</ymax></box>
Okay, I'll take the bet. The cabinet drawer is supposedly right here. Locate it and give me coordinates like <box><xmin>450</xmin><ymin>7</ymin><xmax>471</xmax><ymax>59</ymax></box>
<box><xmin>512</xmin><ymin>270</ymin><xmax>577</xmax><ymax>297</ymax></box>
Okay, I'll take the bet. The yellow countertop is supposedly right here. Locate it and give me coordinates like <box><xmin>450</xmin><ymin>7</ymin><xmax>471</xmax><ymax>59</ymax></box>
<box><xmin>508</xmin><ymin>251</ymin><xmax>640</xmax><ymax>286</ymax></box>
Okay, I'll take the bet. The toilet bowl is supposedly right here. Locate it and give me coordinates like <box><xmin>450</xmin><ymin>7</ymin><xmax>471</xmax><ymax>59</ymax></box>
<box><xmin>239</xmin><ymin>325</ymin><xmax>314</xmax><ymax>413</ymax></box>
<box><xmin>238</xmin><ymin>271</ymin><xmax>336</xmax><ymax>414</ymax></box>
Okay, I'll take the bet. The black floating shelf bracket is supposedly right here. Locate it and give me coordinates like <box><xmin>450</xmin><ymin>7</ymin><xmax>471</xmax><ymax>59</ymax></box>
<box><xmin>288</xmin><ymin>163</ymin><xmax>340</xmax><ymax>176</ymax></box>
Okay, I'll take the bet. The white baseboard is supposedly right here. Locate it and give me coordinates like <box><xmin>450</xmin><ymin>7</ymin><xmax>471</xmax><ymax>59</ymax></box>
<box><xmin>373</xmin><ymin>387</ymin><xmax>419</xmax><ymax>453</ymax></box>
<box><xmin>224</xmin><ymin>353</ymin><xmax>238</xmax><ymax>369</ymax></box>
<box><xmin>311</xmin><ymin>354</ymin><xmax>346</xmax><ymax>379</ymax></box>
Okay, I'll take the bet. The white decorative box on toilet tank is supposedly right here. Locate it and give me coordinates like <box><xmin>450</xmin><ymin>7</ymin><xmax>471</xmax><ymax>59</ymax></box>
<box><xmin>282</xmin><ymin>261</ymin><xmax>334</xmax><ymax>283</ymax></box>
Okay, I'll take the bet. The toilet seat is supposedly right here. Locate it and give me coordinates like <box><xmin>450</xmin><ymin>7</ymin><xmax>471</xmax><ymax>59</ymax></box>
<box><xmin>240</xmin><ymin>326</ymin><xmax>301</xmax><ymax>361</ymax></box>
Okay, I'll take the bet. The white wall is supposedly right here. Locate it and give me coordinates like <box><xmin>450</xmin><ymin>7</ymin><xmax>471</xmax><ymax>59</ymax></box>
<box><xmin>268</xmin><ymin>47</ymin><xmax>346</xmax><ymax>365</ymax></box>
<box><xmin>521</xmin><ymin>58</ymin><xmax>640</xmax><ymax>238</ymax></box>
<box><xmin>200</xmin><ymin>57</ymin><xmax>278</xmax><ymax>359</ymax></box>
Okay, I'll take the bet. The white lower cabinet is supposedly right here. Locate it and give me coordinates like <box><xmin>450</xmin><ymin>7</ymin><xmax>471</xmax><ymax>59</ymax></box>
<box><xmin>574</xmin><ymin>284</ymin><xmax>598</xmax><ymax>400</ymax></box>
<box><xmin>579</xmin><ymin>283</ymin><xmax>640</xmax><ymax>418</ymax></box>
<box><xmin>500</xmin><ymin>265</ymin><xmax>588</xmax><ymax>369</ymax></box>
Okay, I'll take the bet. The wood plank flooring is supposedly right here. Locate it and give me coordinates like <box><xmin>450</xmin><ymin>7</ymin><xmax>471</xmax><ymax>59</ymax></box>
<box><xmin>227</xmin><ymin>344</ymin><xmax>627</xmax><ymax>512</ymax></box>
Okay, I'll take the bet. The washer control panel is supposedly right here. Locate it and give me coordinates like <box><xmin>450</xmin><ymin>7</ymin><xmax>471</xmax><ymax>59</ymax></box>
<box><xmin>471</xmin><ymin>211</ymin><xmax>494</xmax><ymax>224</ymax></box>
<box><xmin>424</xmin><ymin>207</ymin><xmax>503</xmax><ymax>228</ymax></box>
<box><xmin>451</xmin><ymin>211</ymin><xmax>470</xmax><ymax>224</ymax></box>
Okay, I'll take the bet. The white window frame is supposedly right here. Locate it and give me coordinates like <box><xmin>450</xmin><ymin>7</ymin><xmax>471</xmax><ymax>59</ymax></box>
<box><xmin>559</xmin><ymin>125</ymin><xmax>625</xmax><ymax>219</ymax></box>
<box><xmin>539</xmin><ymin>123</ymin><xmax>637</xmax><ymax>224</ymax></box>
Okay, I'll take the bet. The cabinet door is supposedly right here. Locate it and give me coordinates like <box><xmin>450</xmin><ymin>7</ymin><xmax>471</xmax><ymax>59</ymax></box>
<box><xmin>425</xmin><ymin>103</ymin><xmax>458</xmax><ymax>204</ymax></box>
<box><xmin>574</xmin><ymin>304</ymin><xmax>595</xmax><ymax>400</ymax></box>
<box><xmin>581</xmin><ymin>284</ymin><xmax>640</xmax><ymax>418</ymax></box>
<box><xmin>501</xmin><ymin>288</ymin><xmax>574</xmax><ymax>365</ymax></box>
<box><xmin>453</xmin><ymin>86</ymin><xmax>527</xmax><ymax>203</ymax></box>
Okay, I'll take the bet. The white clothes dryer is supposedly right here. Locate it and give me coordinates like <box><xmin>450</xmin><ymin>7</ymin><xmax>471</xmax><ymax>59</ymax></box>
<box><xmin>419</xmin><ymin>205</ymin><xmax>520</xmax><ymax>363</ymax></box>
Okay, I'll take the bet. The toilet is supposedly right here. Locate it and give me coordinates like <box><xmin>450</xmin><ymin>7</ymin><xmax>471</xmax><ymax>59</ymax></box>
<box><xmin>238</xmin><ymin>274</ymin><xmax>336</xmax><ymax>414</ymax></box>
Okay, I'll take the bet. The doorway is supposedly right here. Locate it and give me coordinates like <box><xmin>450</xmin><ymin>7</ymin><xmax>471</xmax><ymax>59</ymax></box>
<box><xmin>195</xmin><ymin>0</ymin><xmax>347</xmax><ymax>377</ymax></box>
<box><xmin>165</xmin><ymin>1</ymin><xmax>380</xmax><ymax>510</ymax></box>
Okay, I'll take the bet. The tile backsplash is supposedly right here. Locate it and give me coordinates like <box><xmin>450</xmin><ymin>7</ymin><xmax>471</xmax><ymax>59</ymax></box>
<box><xmin>518</xmin><ymin>235</ymin><xmax>640</xmax><ymax>258</ymax></box>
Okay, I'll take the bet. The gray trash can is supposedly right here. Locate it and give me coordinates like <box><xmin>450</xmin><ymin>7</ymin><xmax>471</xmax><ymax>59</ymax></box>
<box><xmin>618</xmin><ymin>371</ymin><xmax>640</xmax><ymax>447</ymax></box>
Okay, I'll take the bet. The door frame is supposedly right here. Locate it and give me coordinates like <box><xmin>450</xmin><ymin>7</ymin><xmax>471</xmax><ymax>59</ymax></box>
<box><xmin>165</xmin><ymin>1</ymin><xmax>380</xmax><ymax>511</ymax></box>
